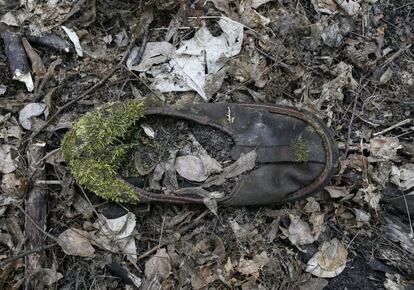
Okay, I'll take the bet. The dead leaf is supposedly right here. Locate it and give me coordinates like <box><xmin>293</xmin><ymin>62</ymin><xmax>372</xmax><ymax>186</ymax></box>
<box><xmin>306</xmin><ymin>238</ymin><xmax>347</xmax><ymax>278</ymax></box>
<box><xmin>335</xmin><ymin>0</ymin><xmax>360</xmax><ymax>16</ymax></box>
<box><xmin>151</xmin><ymin>17</ymin><xmax>243</xmax><ymax>101</ymax></box>
<box><xmin>382</xmin><ymin>216</ymin><xmax>414</xmax><ymax>255</ymax></box>
<box><xmin>92</xmin><ymin>212</ymin><xmax>137</xmax><ymax>261</ymax></box>
<box><xmin>22</xmin><ymin>38</ymin><xmax>46</xmax><ymax>77</ymax></box>
<box><xmin>61</xmin><ymin>25</ymin><xmax>83</xmax><ymax>57</ymax></box>
<box><xmin>175</xmin><ymin>155</ymin><xmax>208</xmax><ymax>182</ymax></box>
<box><xmin>191</xmin><ymin>264</ymin><xmax>218</xmax><ymax>289</ymax></box>
<box><xmin>140</xmin><ymin>123</ymin><xmax>155</xmax><ymax>138</ymax></box>
<box><xmin>325</xmin><ymin>186</ymin><xmax>351</xmax><ymax>198</ymax></box>
<box><xmin>0</xmin><ymin>85</ymin><xmax>7</xmax><ymax>95</ymax></box>
<box><xmin>127</xmin><ymin>42</ymin><xmax>174</xmax><ymax>72</ymax></box>
<box><xmin>222</xmin><ymin>149</ymin><xmax>256</xmax><ymax>178</ymax></box>
<box><xmin>311</xmin><ymin>0</ymin><xmax>338</xmax><ymax>14</ymax></box>
<box><xmin>0</xmin><ymin>145</ymin><xmax>17</xmax><ymax>174</ymax></box>
<box><xmin>390</xmin><ymin>163</ymin><xmax>414</xmax><ymax>190</ymax></box>
<box><xmin>18</xmin><ymin>102</ymin><xmax>47</xmax><ymax>130</ymax></box>
<box><xmin>1</xmin><ymin>173</ymin><xmax>26</xmax><ymax>197</ymax></box>
<box><xmin>57</xmin><ymin>228</ymin><xmax>95</xmax><ymax>257</ymax></box>
<box><xmin>321</xmin><ymin>23</ymin><xmax>343</xmax><ymax>47</ymax></box>
<box><xmin>237</xmin><ymin>251</ymin><xmax>270</xmax><ymax>275</ymax></box>
<box><xmin>297</xmin><ymin>277</ymin><xmax>329</xmax><ymax>290</ymax></box>
<box><xmin>369</xmin><ymin>137</ymin><xmax>401</xmax><ymax>162</ymax></box>
<box><xmin>38</xmin><ymin>268</ymin><xmax>63</xmax><ymax>285</ymax></box>
<box><xmin>283</xmin><ymin>214</ymin><xmax>315</xmax><ymax>246</ymax></box>
<box><xmin>145</xmin><ymin>248</ymin><xmax>171</xmax><ymax>280</ymax></box>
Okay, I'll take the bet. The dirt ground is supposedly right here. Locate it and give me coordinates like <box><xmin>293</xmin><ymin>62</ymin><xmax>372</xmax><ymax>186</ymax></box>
<box><xmin>0</xmin><ymin>0</ymin><xmax>413</xmax><ymax>289</ymax></box>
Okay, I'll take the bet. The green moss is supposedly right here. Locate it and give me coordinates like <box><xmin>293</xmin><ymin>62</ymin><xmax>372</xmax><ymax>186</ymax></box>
<box><xmin>293</xmin><ymin>137</ymin><xmax>310</xmax><ymax>163</ymax></box>
<box><xmin>61</xmin><ymin>99</ymin><xmax>146</xmax><ymax>203</ymax></box>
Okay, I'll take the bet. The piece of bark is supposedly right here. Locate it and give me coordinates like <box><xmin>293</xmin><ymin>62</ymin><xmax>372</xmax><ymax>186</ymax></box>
<box><xmin>24</xmin><ymin>141</ymin><xmax>46</xmax><ymax>290</ymax></box>
<box><xmin>0</xmin><ymin>29</ymin><xmax>34</xmax><ymax>91</ymax></box>
<box><xmin>26</xmin><ymin>34</ymin><xmax>70</xmax><ymax>53</ymax></box>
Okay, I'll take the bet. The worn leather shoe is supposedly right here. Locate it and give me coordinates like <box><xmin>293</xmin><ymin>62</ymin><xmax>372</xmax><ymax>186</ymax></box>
<box><xmin>62</xmin><ymin>101</ymin><xmax>338</xmax><ymax>205</ymax></box>
<box><xmin>133</xmin><ymin>103</ymin><xmax>339</xmax><ymax>205</ymax></box>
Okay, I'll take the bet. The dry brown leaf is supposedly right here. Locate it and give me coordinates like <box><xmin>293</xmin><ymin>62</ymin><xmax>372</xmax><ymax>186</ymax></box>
<box><xmin>0</xmin><ymin>145</ymin><xmax>17</xmax><ymax>174</ymax></box>
<box><xmin>191</xmin><ymin>264</ymin><xmax>218</xmax><ymax>289</ymax></box>
<box><xmin>57</xmin><ymin>228</ymin><xmax>95</xmax><ymax>257</ymax></box>
<box><xmin>369</xmin><ymin>137</ymin><xmax>401</xmax><ymax>162</ymax></box>
<box><xmin>145</xmin><ymin>248</ymin><xmax>171</xmax><ymax>280</ymax></box>
<box><xmin>283</xmin><ymin>214</ymin><xmax>315</xmax><ymax>246</ymax></box>
<box><xmin>22</xmin><ymin>37</ymin><xmax>46</xmax><ymax>77</ymax></box>
<box><xmin>237</xmin><ymin>251</ymin><xmax>270</xmax><ymax>275</ymax></box>
<box><xmin>306</xmin><ymin>238</ymin><xmax>347</xmax><ymax>278</ymax></box>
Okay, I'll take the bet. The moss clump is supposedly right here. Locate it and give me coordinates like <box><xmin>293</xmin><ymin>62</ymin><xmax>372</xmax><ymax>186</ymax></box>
<box><xmin>61</xmin><ymin>99</ymin><xmax>145</xmax><ymax>203</ymax></box>
<box><xmin>293</xmin><ymin>137</ymin><xmax>310</xmax><ymax>163</ymax></box>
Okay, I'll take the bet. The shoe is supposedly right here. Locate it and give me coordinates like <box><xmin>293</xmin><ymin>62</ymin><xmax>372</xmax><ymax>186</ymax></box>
<box><xmin>61</xmin><ymin>100</ymin><xmax>339</xmax><ymax>206</ymax></box>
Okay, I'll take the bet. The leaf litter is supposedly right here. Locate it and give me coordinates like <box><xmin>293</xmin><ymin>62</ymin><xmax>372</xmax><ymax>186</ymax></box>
<box><xmin>1</xmin><ymin>0</ymin><xmax>413</xmax><ymax>289</ymax></box>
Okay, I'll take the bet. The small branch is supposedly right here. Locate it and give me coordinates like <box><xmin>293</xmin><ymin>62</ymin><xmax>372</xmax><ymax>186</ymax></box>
<box><xmin>381</xmin><ymin>44</ymin><xmax>412</xmax><ymax>69</ymax></box>
<box><xmin>373</xmin><ymin>118</ymin><xmax>412</xmax><ymax>137</ymax></box>
<box><xmin>0</xmin><ymin>244</ymin><xmax>57</xmax><ymax>268</ymax></box>
<box><xmin>23</xmin><ymin>141</ymin><xmax>47</xmax><ymax>290</ymax></box>
<box><xmin>344</xmin><ymin>93</ymin><xmax>359</xmax><ymax>157</ymax></box>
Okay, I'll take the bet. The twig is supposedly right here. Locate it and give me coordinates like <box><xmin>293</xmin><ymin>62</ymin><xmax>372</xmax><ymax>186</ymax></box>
<box><xmin>159</xmin><ymin>215</ymin><xmax>166</xmax><ymax>247</ymax></box>
<box><xmin>401</xmin><ymin>190</ymin><xmax>414</xmax><ymax>239</ymax></box>
<box><xmin>137</xmin><ymin>210</ymin><xmax>211</xmax><ymax>261</ymax></box>
<box><xmin>344</xmin><ymin>93</ymin><xmax>359</xmax><ymax>157</ymax></box>
<box><xmin>381</xmin><ymin>44</ymin><xmax>412</xmax><ymax>69</ymax></box>
<box><xmin>16</xmin><ymin>205</ymin><xmax>60</xmax><ymax>244</ymax></box>
<box><xmin>373</xmin><ymin>118</ymin><xmax>412</xmax><ymax>137</ymax></box>
<box><xmin>27</xmin><ymin>25</ymin><xmax>151</xmax><ymax>141</ymax></box>
<box><xmin>0</xmin><ymin>244</ymin><xmax>57</xmax><ymax>268</ymax></box>
<box><xmin>24</xmin><ymin>141</ymin><xmax>48</xmax><ymax>290</ymax></box>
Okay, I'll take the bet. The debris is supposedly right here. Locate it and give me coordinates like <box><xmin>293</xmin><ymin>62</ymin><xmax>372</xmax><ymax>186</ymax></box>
<box><xmin>354</xmin><ymin>209</ymin><xmax>370</xmax><ymax>225</ymax></box>
<box><xmin>321</xmin><ymin>23</ymin><xmax>343</xmax><ymax>48</ymax></box>
<box><xmin>311</xmin><ymin>0</ymin><xmax>338</xmax><ymax>14</ymax></box>
<box><xmin>57</xmin><ymin>228</ymin><xmax>95</xmax><ymax>257</ymax></box>
<box><xmin>0</xmin><ymin>12</ymin><xmax>19</xmax><ymax>26</ymax></box>
<box><xmin>127</xmin><ymin>42</ymin><xmax>174</xmax><ymax>72</ymax></box>
<box><xmin>0</xmin><ymin>145</ymin><xmax>17</xmax><ymax>174</ymax></box>
<box><xmin>384</xmin><ymin>273</ymin><xmax>405</xmax><ymax>290</ymax></box>
<box><xmin>39</xmin><ymin>268</ymin><xmax>63</xmax><ymax>286</ymax></box>
<box><xmin>335</xmin><ymin>0</ymin><xmax>360</xmax><ymax>16</ymax></box>
<box><xmin>379</xmin><ymin>68</ymin><xmax>393</xmax><ymax>84</ymax></box>
<box><xmin>1</xmin><ymin>173</ymin><xmax>26</xmax><ymax>196</ymax></box>
<box><xmin>145</xmin><ymin>248</ymin><xmax>171</xmax><ymax>280</ymax></box>
<box><xmin>26</xmin><ymin>33</ymin><xmax>71</xmax><ymax>53</ymax></box>
<box><xmin>297</xmin><ymin>277</ymin><xmax>329</xmax><ymax>290</ymax></box>
<box><xmin>151</xmin><ymin>17</ymin><xmax>243</xmax><ymax>101</ymax></box>
<box><xmin>325</xmin><ymin>186</ymin><xmax>351</xmax><ymax>198</ymax></box>
<box><xmin>369</xmin><ymin>137</ymin><xmax>401</xmax><ymax>162</ymax></box>
<box><xmin>22</xmin><ymin>38</ymin><xmax>46</xmax><ymax>77</ymax></box>
<box><xmin>1</xmin><ymin>30</ymin><xmax>34</xmax><ymax>91</ymax></box>
<box><xmin>237</xmin><ymin>251</ymin><xmax>270</xmax><ymax>275</ymax></box>
<box><xmin>175</xmin><ymin>155</ymin><xmax>209</xmax><ymax>182</ymax></box>
<box><xmin>92</xmin><ymin>212</ymin><xmax>137</xmax><ymax>261</ymax></box>
<box><xmin>61</xmin><ymin>26</ymin><xmax>83</xmax><ymax>57</ymax></box>
<box><xmin>221</xmin><ymin>149</ymin><xmax>256</xmax><ymax>179</ymax></box>
<box><xmin>306</xmin><ymin>238</ymin><xmax>348</xmax><ymax>278</ymax></box>
<box><xmin>282</xmin><ymin>214</ymin><xmax>315</xmax><ymax>246</ymax></box>
<box><xmin>191</xmin><ymin>264</ymin><xmax>218</xmax><ymax>289</ymax></box>
<box><xmin>0</xmin><ymin>85</ymin><xmax>7</xmax><ymax>95</ymax></box>
<box><xmin>189</xmin><ymin>134</ymin><xmax>223</xmax><ymax>176</ymax></box>
<box><xmin>140</xmin><ymin>123</ymin><xmax>155</xmax><ymax>138</ymax></box>
<box><xmin>382</xmin><ymin>216</ymin><xmax>414</xmax><ymax>254</ymax></box>
<box><xmin>18</xmin><ymin>102</ymin><xmax>47</xmax><ymax>130</ymax></box>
